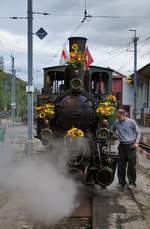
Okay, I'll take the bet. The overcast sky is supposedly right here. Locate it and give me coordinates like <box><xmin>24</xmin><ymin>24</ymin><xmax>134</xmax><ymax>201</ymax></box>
<box><xmin>0</xmin><ymin>0</ymin><xmax>150</xmax><ymax>89</ymax></box>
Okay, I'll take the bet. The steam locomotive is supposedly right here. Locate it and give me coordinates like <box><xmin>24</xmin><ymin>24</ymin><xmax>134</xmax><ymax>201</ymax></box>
<box><xmin>35</xmin><ymin>37</ymin><xmax>119</xmax><ymax>188</ymax></box>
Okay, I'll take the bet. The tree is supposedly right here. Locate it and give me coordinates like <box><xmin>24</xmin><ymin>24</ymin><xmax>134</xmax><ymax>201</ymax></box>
<box><xmin>0</xmin><ymin>56</ymin><xmax>4</xmax><ymax>71</ymax></box>
<box><xmin>0</xmin><ymin>82</ymin><xmax>5</xmax><ymax>110</ymax></box>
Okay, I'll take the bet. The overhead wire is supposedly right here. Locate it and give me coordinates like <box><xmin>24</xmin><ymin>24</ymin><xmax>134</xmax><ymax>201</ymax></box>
<box><xmin>48</xmin><ymin>20</ymin><xmax>84</xmax><ymax>65</ymax></box>
<box><xmin>96</xmin><ymin>36</ymin><xmax>150</xmax><ymax>72</ymax></box>
<box><xmin>48</xmin><ymin>1</ymin><xmax>89</xmax><ymax>65</ymax></box>
<box><xmin>1</xmin><ymin>14</ymin><xmax>149</xmax><ymax>19</ymax></box>
<box><xmin>0</xmin><ymin>10</ymin><xmax>74</xmax><ymax>65</ymax></box>
<box><xmin>97</xmin><ymin>46</ymin><xmax>129</xmax><ymax>65</ymax></box>
<box><xmin>115</xmin><ymin>37</ymin><xmax>150</xmax><ymax>72</ymax></box>
<box><xmin>89</xmin><ymin>15</ymin><xmax>150</xmax><ymax>19</ymax></box>
<box><xmin>0</xmin><ymin>2</ymin><xmax>150</xmax><ymax>80</ymax></box>
<box><xmin>0</xmin><ymin>40</ymin><xmax>59</xmax><ymax>57</ymax></box>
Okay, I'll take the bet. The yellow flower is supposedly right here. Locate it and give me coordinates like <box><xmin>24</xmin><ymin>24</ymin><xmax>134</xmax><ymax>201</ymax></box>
<box><xmin>36</xmin><ymin>106</ymin><xmax>42</xmax><ymax>111</ymax></box>
<box><xmin>72</xmin><ymin>44</ymin><xmax>78</xmax><ymax>50</ymax></box>
<box><xmin>109</xmin><ymin>106</ymin><xmax>115</xmax><ymax>111</ymax></box>
<box><xmin>105</xmin><ymin>111</ymin><xmax>111</xmax><ymax>116</ymax></box>
<box><xmin>67</xmin><ymin>43</ymin><xmax>84</xmax><ymax>69</ymax></box>
<box><xmin>45</xmin><ymin>103</ymin><xmax>54</xmax><ymax>108</ymax></box>
<box><xmin>70</xmin><ymin>52</ymin><xmax>76</xmax><ymax>57</ymax></box>
<box><xmin>39</xmin><ymin>112</ymin><xmax>45</xmax><ymax>119</ymax></box>
<box><xmin>77</xmin><ymin>57</ymin><xmax>81</xmax><ymax>62</ymax></box>
<box><xmin>71</xmin><ymin>127</ymin><xmax>78</xmax><ymax>131</ymax></box>
<box><xmin>106</xmin><ymin>95</ymin><xmax>117</xmax><ymax>103</ymax></box>
<box><xmin>100</xmin><ymin>102</ymin><xmax>111</xmax><ymax>106</ymax></box>
<box><xmin>96</xmin><ymin>107</ymin><xmax>101</xmax><ymax>113</ymax></box>
<box><xmin>68</xmin><ymin>59</ymin><xmax>74</xmax><ymax>64</ymax></box>
<box><xmin>127</xmin><ymin>77</ymin><xmax>133</xmax><ymax>85</ymax></box>
<box><xmin>36</xmin><ymin>102</ymin><xmax>55</xmax><ymax>119</ymax></box>
<box><xmin>68</xmin><ymin>130</ymin><xmax>74</xmax><ymax>136</ymax></box>
<box><xmin>78</xmin><ymin>129</ymin><xmax>84</xmax><ymax>137</ymax></box>
<box><xmin>96</xmin><ymin>102</ymin><xmax>116</xmax><ymax>117</ymax></box>
<box><xmin>66</xmin><ymin>127</ymin><xmax>84</xmax><ymax>137</ymax></box>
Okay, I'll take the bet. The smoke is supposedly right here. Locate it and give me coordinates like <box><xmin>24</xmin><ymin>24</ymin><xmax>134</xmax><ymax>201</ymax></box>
<box><xmin>0</xmin><ymin>137</ymin><xmax>79</xmax><ymax>225</ymax></box>
<box><xmin>45</xmin><ymin>137</ymin><xmax>89</xmax><ymax>171</ymax></box>
<box><xmin>10</xmin><ymin>158</ymin><xmax>78</xmax><ymax>224</ymax></box>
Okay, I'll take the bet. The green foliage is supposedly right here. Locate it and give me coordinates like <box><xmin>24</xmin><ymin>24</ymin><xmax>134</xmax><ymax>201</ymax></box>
<box><xmin>16</xmin><ymin>78</ymin><xmax>27</xmax><ymax>119</ymax></box>
<box><xmin>0</xmin><ymin>71</ymin><xmax>27</xmax><ymax>120</ymax></box>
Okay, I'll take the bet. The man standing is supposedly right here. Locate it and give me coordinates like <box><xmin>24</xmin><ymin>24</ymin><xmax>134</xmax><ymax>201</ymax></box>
<box><xmin>111</xmin><ymin>109</ymin><xmax>141</xmax><ymax>189</ymax></box>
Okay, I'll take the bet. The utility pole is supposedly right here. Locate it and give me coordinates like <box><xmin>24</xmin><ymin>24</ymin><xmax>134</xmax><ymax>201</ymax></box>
<box><xmin>129</xmin><ymin>29</ymin><xmax>139</xmax><ymax>120</ymax></box>
<box><xmin>27</xmin><ymin>0</ymin><xmax>34</xmax><ymax>141</ymax></box>
<box><xmin>11</xmin><ymin>55</ymin><xmax>16</xmax><ymax>123</ymax></box>
<box><xmin>25</xmin><ymin>0</ymin><xmax>48</xmax><ymax>153</ymax></box>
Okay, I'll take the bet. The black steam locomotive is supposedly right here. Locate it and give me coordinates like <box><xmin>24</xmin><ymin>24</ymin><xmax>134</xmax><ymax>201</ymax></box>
<box><xmin>35</xmin><ymin>37</ymin><xmax>118</xmax><ymax>188</ymax></box>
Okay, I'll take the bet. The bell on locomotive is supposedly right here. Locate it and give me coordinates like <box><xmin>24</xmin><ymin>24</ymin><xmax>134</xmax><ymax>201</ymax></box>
<box><xmin>35</xmin><ymin>36</ymin><xmax>118</xmax><ymax>189</ymax></box>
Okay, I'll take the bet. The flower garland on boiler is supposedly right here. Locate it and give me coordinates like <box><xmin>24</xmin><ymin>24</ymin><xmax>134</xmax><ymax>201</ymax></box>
<box><xmin>36</xmin><ymin>103</ymin><xmax>55</xmax><ymax>119</ymax></box>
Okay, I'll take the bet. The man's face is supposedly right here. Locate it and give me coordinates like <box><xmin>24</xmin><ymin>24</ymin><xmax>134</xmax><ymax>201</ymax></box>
<box><xmin>117</xmin><ymin>113</ymin><xmax>126</xmax><ymax>121</ymax></box>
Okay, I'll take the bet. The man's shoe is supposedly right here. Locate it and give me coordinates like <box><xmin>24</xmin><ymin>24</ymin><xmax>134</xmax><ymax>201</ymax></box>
<box><xmin>116</xmin><ymin>183</ymin><xmax>125</xmax><ymax>190</ymax></box>
<box><xmin>128</xmin><ymin>183</ymin><xmax>136</xmax><ymax>189</ymax></box>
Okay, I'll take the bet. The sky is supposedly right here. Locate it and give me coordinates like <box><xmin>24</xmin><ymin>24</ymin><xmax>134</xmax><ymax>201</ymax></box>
<box><xmin>0</xmin><ymin>0</ymin><xmax>150</xmax><ymax>89</ymax></box>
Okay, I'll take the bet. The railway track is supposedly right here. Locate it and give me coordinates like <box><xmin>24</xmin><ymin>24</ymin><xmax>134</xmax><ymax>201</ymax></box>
<box><xmin>32</xmin><ymin>185</ymin><xmax>149</xmax><ymax>229</ymax></box>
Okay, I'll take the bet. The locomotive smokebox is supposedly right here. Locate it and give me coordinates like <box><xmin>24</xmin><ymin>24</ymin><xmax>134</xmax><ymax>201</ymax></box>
<box><xmin>68</xmin><ymin>37</ymin><xmax>87</xmax><ymax>84</ymax></box>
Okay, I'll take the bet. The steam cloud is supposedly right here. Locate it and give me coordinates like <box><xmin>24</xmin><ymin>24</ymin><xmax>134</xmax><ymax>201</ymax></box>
<box><xmin>0</xmin><ymin>137</ymin><xmax>79</xmax><ymax>225</ymax></box>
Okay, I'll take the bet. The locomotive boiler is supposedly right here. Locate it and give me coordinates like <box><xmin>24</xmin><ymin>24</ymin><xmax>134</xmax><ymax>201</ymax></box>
<box><xmin>35</xmin><ymin>37</ymin><xmax>118</xmax><ymax>188</ymax></box>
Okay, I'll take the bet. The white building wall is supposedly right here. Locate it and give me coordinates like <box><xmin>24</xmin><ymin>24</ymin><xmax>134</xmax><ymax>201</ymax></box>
<box><xmin>136</xmin><ymin>77</ymin><xmax>150</xmax><ymax>125</ymax></box>
<box><xmin>138</xmin><ymin>85</ymin><xmax>142</xmax><ymax>113</ymax></box>
<box><xmin>122</xmin><ymin>78</ymin><xmax>134</xmax><ymax>117</ymax></box>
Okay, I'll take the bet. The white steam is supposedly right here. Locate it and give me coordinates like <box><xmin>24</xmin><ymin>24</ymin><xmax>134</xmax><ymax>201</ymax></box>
<box><xmin>0</xmin><ymin>136</ymin><xmax>79</xmax><ymax>225</ymax></box>
<box><xmin>9</xmin><ymin>158</ymin><xmax>78</xmax><ymax>224</ymax></box>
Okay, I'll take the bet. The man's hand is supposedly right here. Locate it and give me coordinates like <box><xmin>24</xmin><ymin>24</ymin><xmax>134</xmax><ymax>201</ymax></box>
<box><xmin>133</xmin><ymin>143</ymin><xmax>139</xmax><ymax>149</ymax></box>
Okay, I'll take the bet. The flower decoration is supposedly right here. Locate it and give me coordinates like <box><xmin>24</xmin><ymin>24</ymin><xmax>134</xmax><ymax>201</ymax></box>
<box><xmin>66</xmin><ymin>127</ymin><xmax>84</xmax><ymax>137</ymax></box>
<box><xmin>36</xmin><ymin>103</ymin><xmax>55</xmax><ymax>119</ymax></box>
<box><xmin>105</xmin><ymin>95</ymin><xmax>117</xmax><ymax>103</ymax></box>
<box><xmin>67</xmin><ymin>43</ymin><xmax>85</xmax><ymax>69</ymax></box>
<box><xmin>96</xmin><ymin>95</ymin><xmax>116</xmax><ymax>118</ymax></box>
<box><xmin>127</xmin><ymin>76</ymin><xmax>134</xmax><ymax>85</ymax></box>
<box><xmin>96</xmin><ymin>106</ymin><xmax>115</xmax><ymax>117</ymax></box>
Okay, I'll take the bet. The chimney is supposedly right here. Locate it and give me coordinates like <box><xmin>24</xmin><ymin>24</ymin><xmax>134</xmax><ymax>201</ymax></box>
<box><xmin>68</xmin><ymin>37</ymin><xmax>87</xmax><ymax>82</ymax></box>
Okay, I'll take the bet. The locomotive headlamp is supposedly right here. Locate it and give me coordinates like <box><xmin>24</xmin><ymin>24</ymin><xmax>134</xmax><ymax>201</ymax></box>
<box><xmin>96</xmin><ymin>127</ymin><xmax>109</xmax><ymax>140</ymax></box>
<box><xmin>43</xmin><ymin>119</ymin><xmax>50</xmax><ymax>128</ymax></box>
<box><xmin>41</xmin><ymin>128</ymin><xmax>52</xmax><ymax>142</ymax></box>
<box><xmin>70</xmin><ymin>78</ymin><xmax>83</xmax><ymax>91</ymax></box>
<box><xmin>102</xmin><ymin>119</ymin><xmax>109</xmax><ymax>128</ymax></box>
